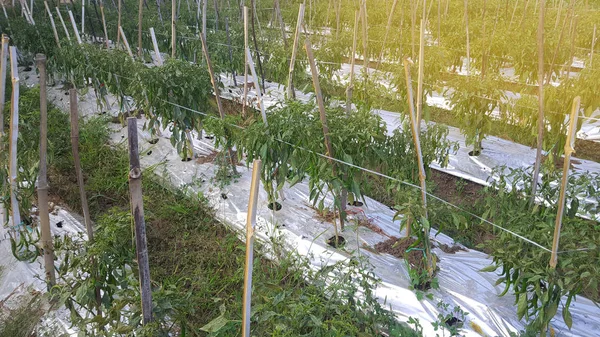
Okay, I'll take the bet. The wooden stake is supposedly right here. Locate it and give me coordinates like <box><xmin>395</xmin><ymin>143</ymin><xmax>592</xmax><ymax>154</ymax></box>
<box><xmin>0</xmin><ymin>35</ymin><xmax>7</xmax><ymax>224</ymax></box>
<box><xmin>56</xmin><ymin>7</ymin><xmax>71</xmax><ymax>42</ymax></box>
<box><xmin>69</xmin><ymin>89</ymin><xmax>94</xmax><ymax>241</ymax></box>
<box><xmin>117</xmin><ymin>0</ymin><xmax>121</xmax><ymax>44</ymax></box>
<box><xmin>549</xmin><ymin>96</ymin><xmax>580</xmax><ymax>268</ymax></box>
<box><xmin>531</xmin><ymin>0</ymin><xmax>545</xmax><ymax>203</ymax></box>
<box><xmin>286</xmin><ymin>3</ymin><xmax>304</xmax><ymax>100</ymax></box>
<box><xmin>44</xmin><ymin>1</ymin><xmax>61</xmax><ymax>49</ymax></box>
<box><xmin>246</xmin><ymin>48</ymin><xmax>267</xmax><ymax>124</ymax></box>
<box><xmin>119</xmin><ymin>26</ymin><xmax>134</xmax><ymax>59</ymax></box>
<box><xmin>361</xmin><ymin>0</ymin><xmax>368</xmax><ymax>69</ymax></box>
<box><xmin>464</xmin><ymin>0</ymin><xmax>470</xmax><ymax>76</ymax></box>
<box><xmin>150</xmin><ymin>27</ymin><xmax>163</xmax><ymax>65</ymax></box>
<box><xmin>225</xmin><ymin>17</ymin><xmax>237</xmax><ymax>86</ymax></box>
<box><xmin>138</xmin><ymin>0</ymin><xmax>143</xmax><ymax>58</ymax></box>
<box><xmin>346</xmin><ymin>10</ymin><xmax>359</xmax><ymax>115</ymax></box>
<box><xmin>9</xmin><ymin>46</ymin><xmax>21</xmax><ymax>229</ymax></box>
<box><xmin>377</xmin><ymin>0</ymin><xmax>398</xmax><ymax>70</ymax></box>
<box><xmin>202</xmin><ymin>0</ymin><xmax>207</xmax><ymax>41</ymax></box>
<box><xmin>403</xmin><ymin>57</ymin><xmax>432</xmax><ymax>277</ymax></box>
<box><xmin>35</xmin><ymin>54</ymin><xmax>56</xmax><ymax>287</ymax></box>
<box><xmin>100</xmin><ymin>3</ymin><xmax>109</xmax><ymax>48</ymax></box>
<box><xmin>274</xmin><ymin>0</ymin><xmax>286</xmax><ymax>48</ymax></box>
<box><xmin>68</xmin><ymin>10</ymin><xmax>83</xmax><ymax>44</ymax></box>
<box><xmin>81</xmin><ymin>0</ymin><xmax>85</xmax><ymax>35</ymax></box>
<box><xmin>241</xmin><ymin>159</ymin><xmax>261</xmax><ymax>337</ymax></box>
<box><xmin>416</xmin><ymin>18</ymin><xmax>425</xmax><ymax>125</ymax></box>
<box><xmin>242</xmin><ymin>6</ymin><xmax>249</xmax><ymax>115</ymax></box>
<box><xmin>171</xmin><ymin>0</ymin><xmax>176</xmax><ymax>58</ymax></box>
<box><xmin>126</xmin><ymin>117</ymin><xmax>154</xmax><ymax>324</ymax></box>
<box><xmin>591</xmin><ymin>24</ymin><xmax>596</xmax><ymax>66</ymax></box>
<box><xmin>305</xmin><ymin>37</ymin><xmax>344</xmax><ymax>232</ymax></box>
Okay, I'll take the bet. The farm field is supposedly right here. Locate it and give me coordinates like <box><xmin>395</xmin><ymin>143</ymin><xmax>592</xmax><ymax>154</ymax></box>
<box><xmin>0</xmin><ymin>0</ymin><xmax>599</xmax><ymax>336</ymax></box>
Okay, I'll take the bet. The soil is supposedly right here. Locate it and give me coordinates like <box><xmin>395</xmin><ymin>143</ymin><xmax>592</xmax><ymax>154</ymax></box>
<box><xmin>437</xmin><ymin>243</ymin><xmax>467</xmax><ymax>254</ymax></box>
<box><xmin>575</xmin><ymin>139</ymin><xmax>600</xmax><ymax>163</ymax></box>
<box><xmin>430</xmin><ymin>170</ymin><xmax>484</xmax><ymax>209</ymax></box>
<box><xmin>196</xmin><ymin>150</ymin><xmax>219</xmax><ymax>164</ymax></box>
<box><xmin>542</xmin><ymin>154</ymin><xmax>582</xmax><ymax>170</ymax></box>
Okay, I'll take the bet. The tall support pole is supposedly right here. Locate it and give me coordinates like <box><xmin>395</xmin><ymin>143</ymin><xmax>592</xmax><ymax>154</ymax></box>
<box><xmin>242</xmin><ymin>6</ymin><xmax>249</xmax><ymax>116</ymax></box>
<box><xmin>150</xmin><ymin>27</ymin><xmax>163</xmax><ymax>65</ymax></box>
<box><xmin>69</xmin><ymin>89</ymin><xmax>94</xmax><ymax>241</ymax></box>
<box><xmin>403</xmin><ymin>57</ymin><xmax>432</xmax><ymax>277</ymax></box>
<box><xmin>119</xmin><ymin>26</ymin><xmax>134</xmax><ymax>59</ymax></box>
<box><xmin>377</xmin><ymin>0</ymin><xmax>398</xmax><ymax>70</ymax></box>
<box><xmin>416</xmin><ymin>17</ymin><xmax>426</xmax><ymax>125</ymax></box>
<box><xmin>286</xmin><ymin>3</ymin><xmax>304</xmax><ymax>100</ymax></box>
<box><xmin>171</xmin><ymin>0</ymin><xmax>176</xmax><ymax>58</ymax></box>
<box><xmin>361</xmin><ymin>0</ymin><xmax>368</xmax><ymax>70</ymax></box>
<box><xmin>549</xmin><ymin>96</ymin><xmax>580</xmax><ymax>268</ymax></box>
<box><xmin>305</xmin><ymin>38</ymin><xmax>344</xmax><ymax>232</ymax></box>
<box><xmin>531</xmin><ymin>0</ymin><xmax>545</xmax><ymax>203</ymax></box>
<box><xmin>591</xmin><ymin>24</ymin><xmax>597</xmax><ymax>66</ymax></box>
<box><xmin>81</xmin><ymin>0</ymin><xmax>85</xmax><ymax>35</ymax></box>
<box><xmin>8</xmin><ymin>46</ymin><xmax>21</xmax><ymax>229</ymax></box>
<box><xmin>117</xmin><ymin>0</ymin><xmax>121</xmax><ymax>44</ymax></box>
<box><xmin>56</xmin><ymin>7</ymin><xmax>71</xmax><ymax>42</ymax></box>
<box><xmin>127</xmin><ymin>117</ymin><xmax>154</xmax><ymax>324</ymax></box>
<box><xmin>68</xmin><ymin>10</ymin><xmax>83</xmax><ymax>44</ymax></box>
<box><xmin>464</xmin><ymin>0</ymin><xmax>470</xmax><ymax>76</ymax></box>
<box><xmin>274</xmin><ymin>0</ymin><xmax>286</xmax><ymax>47</ymax></box>
<box><xmin>199</xmin><ymin>32</ymin><xmax>237</xmax><ymax>173</ymax></box>
<box><xmin>100</xmin><ymin>3</ymin><xmax>109</xmax><ymax>48</ymax></box>
<box><xmin>35</xmin><ymin>54</ymin><xmax>56</xmax><ymax>287</ymax></box>
<box><xmin>246</xmin><ymin>48</ymin><xmax>267</xmax><ymax>124</ymax></box>
<box><xmin>346</xmin><ymin>10</ymin><xmax>359</xmax><ymax>115</ymax></box>
<box><xmin>0</xmin><ymin>35</ymin><xmax>6</xmax><ymax>225</ymax></box>
<box><xmin>225</xmin><ymin>17</ymin><xmax>237</xmax><ymax>86</ymax></box>
<box><xmin>138</xmin><ymin>0</ymin><xmax>144</xmax><ymax>58</ymax></box>
<box><xmin>202</xmin><ymin>0</ymin><xmax>207</xmax><ymax>41</ymax></box>
<box><xmin>241</xmin><ymin>159</ymin><xmax>261</xmax><ymax>337</ymax></box>
<box><xmin>44</xmin><ymin>1</ymin><xmax>61</xmax><ymax>49</ymax></box>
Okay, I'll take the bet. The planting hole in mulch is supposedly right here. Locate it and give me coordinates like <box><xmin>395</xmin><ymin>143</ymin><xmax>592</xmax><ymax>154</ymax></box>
<box><xmin>205</xmin><ymin>135</ymin><xmax>215</xmax><ymax>140</ymax></box>
<box><xmin>445</xmin><ymin>317</ymin><xmax>463</xmax><ymax>328</ymax></box>
<box><xmin>148</xmin><ymin>138</ymin><xmax>159</xmax><ymax>144</ymax></box>
<box><xmin>56</xmin><ymin>221</ymin><xmax>63</xmax><ymax>228</ymax></box>
<box><xmin>24</xmin><ymin>66</ymin><xmax>32</xmax><ymax>71</ymax></box>
<box><xmin>267</xmin><ymin>202</ymin><xmax>282</xmax><ymax>211</ymax></box>
<box><xmin>181</xmin><ymin>157</ymin><xmax>193</xmax><ymax>162</ymax></box>
<box><xmin>220</xmin><ymin>193</ymin><xmax>228</xmax><ymax>200</ymax></box>
<box><xmin>437</xmin><ymin>243</ymin><xmax>466</xmax><ymax>254</ymax></box>
<box><xmin>468</xmin><ymin>150</ymin><xmax>481</xmax><ymax>157</ymax></box>
<box><xmin>375</xmin><ymin>236</ymin><xmax>438</xmax><ymax>290</ymax></box>
<box><xmin>196</xmin><ymin>151</ymin><xmax>219</xmax><ymax>164</ymax></box>
<box><xmin>146</xmin><ymin>151</ymin><xmax>152</xmax><ymax>156</ymax></box>
<box><xmin>348</xmin><ymin>200</ymin><xmax>364</xmax><ymax>207</ymax></box>
<box><xmin>327</xmin><ymin>235</ymin><xmax>346</xmax><ymax>248</ymax></box>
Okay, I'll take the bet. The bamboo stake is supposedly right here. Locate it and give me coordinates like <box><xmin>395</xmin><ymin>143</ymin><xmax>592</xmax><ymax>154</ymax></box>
<box><xmin>410</xmin><ymin>0</ymin><xmax>416</xmax><ymax>59</ymax></box>
<box><xmin>361</xmin><ymin>0</ymin><xmax>368</xmax><ymax>69</ymax></box>
<box><xmin>171</xmin><ymin>0</ymin><xmax>176</xmax><ymax>58</ymax></box>
<box><xmin>0</xmin><ymin>35</ymin><xmax>7</xmax><ymax>224</ymax></box>
<box><xmin>44</xmin><ymin>1</ymin><xmax>61</xmax><ymax>49</ymax></box>
<box><xmin>305</xmin><ymin>37</ymin><xmax>344</xmax><ymax>232</ymax></box>
<box><xmin>100</xmin><ymin>3</ymin><xmax>109</xmax><ymax>48</ymax></box>
<box><xmin>403</xmin><ymin>57</ymin><xmax>432</xmax><ymax>277</ymax></box>
<box><xmin>246</xmin><ymin>49</ymin><xmax>267</xmax><ymax>124</ymax></box>
<box><xmin>126</xmin><ymin>117</ymin><xmax>154</xmax><ymax>324</ymax></box>
<box><xmin>35</xmin><ymin>54</ymin><xmax>56</xmax><ymax>287</ymax></box>
<box><xmin>225</xmin><ymin>17</ymin><xmax>237</xmax><ymax>86</ymax></box>
<box><xmin>346</xmin><ymin>10</ymin><xmax>359</xmax><ymax>115</ymax></box>
<box><xmin>549</xmin><ymin>96</ymin><xmax>580</xmax><ymax>268</ymax></box>
<box><xmin>531</xmin><ymin>0</ymin><xmax>545</xmax><ymax>203</ymax></box>
<box><xmin>81</xmin><ymin>0</ymin><xmax>85</xmax><ymax>35</ymax></box>
<box><xmin>9</xmin><ymin>46</ymin><xmax>21</xmax><ymax>230</ymax></box>
<box><xmin>150</xmin><ymin>27</ymin><xmax>163</xmax><ymax>65</ymax></box>
<box><xmin>464</xmin><ymin>0</ymin><xmax>470</xmax><ymax>76</ymax></box>
<box><xmin>69</xmin><ymin>89</ymin><xmax>94</xmax><ymax>241</ymax></box>
<box><xmin>402</xmin><ymin>57</ymin><xmax>429</xmax><ymax>228</ymax></box>
<box><xmin>286</xmin><ymin>3</ymin><xmax>304</xmax><ymax>100</ymax></box>
<box><xmin>437</xmin><ymin>0</ymin><xmax>441</xmax><ymax>46</ymax></box>
<box><xmin>202</xmin><ymin>0</ymin><xmax>207</xmax><ymax>41</ymax></box>
<box><xmin>242</xmin><ymin>6</ymin><xmax>249</xmax><ymax>116</ymax></box>
<box><xmin>241</xmin><ymin>159</ymin><xmax>261</xmax><ymax>337</ymax></box>
<box><xmin>546</xmin><ymin>0</ymin><xmax>572</xmax><ymax>84</ymax></box>
<box><xmin>591</xmin><ymin>24</ymin><xmax>596</xmax><ymax>66</ymax></box>
<box><xmin>1</xmin><ymin>3</ymin><xmax>7</xmax><ymax>19</ymax></box>
<box><xmin>68</xmin><ymin>10</ymin><xmax>83</xmax><ymax>44</ymax></box>
<box><xmin>377</xmin><ymin>0</ymin><xmax>398</xmax><ymax>70</ymax></box>
<box><xmin>117</xmin><ymin>0</ymin><xmax>121</xmax><ymax>44</ymax></box>
<box><xmin>119</xmin><ymin>26</ymin><xmax>134</xmax><ymax>59</ymax></box>
<box><xmin>56</xmin><ymin>7</ymin><xmax>71</xmax><ymax>42</ymax></box>
<box><xmin>274</xmin><ymin>0</ymin><xmax>286</xmax><ymax>48</ymax></box>
<box><xmin>199</xmin><ymin>32</ymin><xmax>237</xmax><ymax>172</ymax></box>
<box><xmin>213</xmin><ymin>0</ymin><xmax>219</xmax><ymax>30</ymax></box>
<box><xmin>138</xmin><ymin>0</ymin><xmax>143</xmax><ymax>58</ymax></box>
<box><xmin>566</xmin><ymin>16</ymin><xmax>577</xmax><ymax>79</ymax></box>
<box><xmin>555</xmin><ymin>0</ymin><xmax>564</xmax><ymax>30</ymax></box>
<box><xmin>416</xmin><ymin>16</ymin><xmax>425</xmax><ymax>125</ymax></box>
